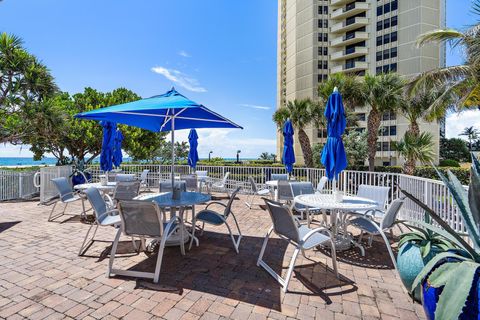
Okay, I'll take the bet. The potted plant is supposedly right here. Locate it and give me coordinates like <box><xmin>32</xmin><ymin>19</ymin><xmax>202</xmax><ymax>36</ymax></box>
<box><xmin>396</xmin><ymin>218</ymin><xmax>455</xmax><ymax>302</ymax></box>
<box><xmin>400</xmin><ymin>155</ymin><xmax>480</xmax><ymax>319</ymax></box>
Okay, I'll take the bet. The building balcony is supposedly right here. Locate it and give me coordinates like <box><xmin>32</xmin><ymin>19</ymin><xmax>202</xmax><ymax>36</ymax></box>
<box><xmin>331</xmin><ymin>61</ymin><xmax>368</xmax><ymax>74</ymax></box>
<box><xmin>330</xmin><ymin>31</ymin><xmax>368</xmax><ymax>47</ymax></box>
<box><xmin>330</xmin><ymin>0</ymin><xmax>351</xmax><ymax>8</ymax></box>
<box><xmin>330</xmin><ymin>47</ymin><xmax>368</xmax><ymax>61</ymax></box>
<box><xmin>331</xmin><ymin>17</ymin><xmax>369</xmax><ymax>34</ymax></box>
<box><xmin>331</xmin><ymin>2</ymin><xmax>369</xmax><ymax>20</ymax></box>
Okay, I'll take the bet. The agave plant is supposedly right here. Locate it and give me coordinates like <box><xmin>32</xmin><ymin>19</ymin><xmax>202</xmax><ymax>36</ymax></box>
<box><xmin>400</xmin><ymin>154</ymin><xmax>480</xmax><ymax>319</ymax></box>
<box><xmin>398</xmin><ymin>225</ymin><xmax>454</xmax><ymax>259</ymax></box>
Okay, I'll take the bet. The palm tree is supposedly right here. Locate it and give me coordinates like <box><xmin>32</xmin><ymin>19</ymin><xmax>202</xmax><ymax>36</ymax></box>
<box><xmin>410</xmin><ymin>0</ymin><xmax>480</xmax><ymax>113</ymax></box>
<box><xmin>361</xmin><ymin>73</ymin><xmax>405</xmax><ymax>171</ymax></box>
<box><xmin>394</xmin><ymin>132</ymin><xmax>435</xmax><ymax>175</ymax></box>
<box><xmin>460</xmin><ymin>126</ymin><xmax>480</xmax><ymax>151</ymax></box>
<box><xmin>273</xmin><ymin>99</ymin><xmax>316</xmax><ymax>167</ymax></box>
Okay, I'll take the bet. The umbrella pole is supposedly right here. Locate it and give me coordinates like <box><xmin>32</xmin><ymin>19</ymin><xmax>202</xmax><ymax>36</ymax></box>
<box><xmin>171</xmin><ymin>116</ymin><xmax>175</xmax><ymax>191</ymax></box>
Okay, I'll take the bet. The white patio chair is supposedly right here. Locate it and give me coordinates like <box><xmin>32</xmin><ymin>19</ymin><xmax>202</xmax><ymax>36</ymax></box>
<box><xmin>245</xmin><ymin>176</ymin><xmax>271</xmax><ymax>209</ymax></box>
<box><xmin>79</xmin><ymin>187</ymin><xmax>121</xmax><ymax>256</ymax></box>
<box><xmin>271</xmin><ymin>173</ymin><xmax>288</xmax><ymax>181</ymax></box>
<box><xmin>196</xmin><ymin>170</ymin><xmax>208</xmax><ymax>191</ymax></box>
<box><xmin>115</xmin><ymin>174</ymin><xmax>136</xmax><ymax>182</ymax></box>
<box><xmin>181</xmin><ymin>174</ymin><xmax>199</xmax><ymax>192</ymax></box>
<box><xmin>209</xmin><ymin>172</ymin><xmax>230</xmax><ymax>197</ymax></box>
<box><xmin>108</xmin><ymin>200</ymin><xmax>183</xmax><ymax>283</ymax></box>
<box><xmin>290</xmin><ymin>182</ymin><xmax>324</xmax><ymax>226</ymax></box>
<box><xmin>258</xmin><ymin>198</ymin><xmax>338</xmax><ymax>292</ymax></box>
<box><xmin>277</xmin><ymin>180</ymin><xmax>294</xmax><ymax>202</ymax></box>
<box><xmin>49</xmin><ymin>177</ymin><xmax>86</xmax><ymax>222</ymax></box>
<box><xmin>316</xmin><ymin>176</ymin><xmax>329</xmax><ymax>193</ymax></box>
<box><xmin>159</xmin><ymin>180</ymin><xmax>187</xmax><ymax>193</ymax></box>
<box><xmin>346</xmin><ymin>198</ymin><xmax>405</xmax><ymax>269</ymax></box>
<box><xmin>113</xmin><ymin>181</ymin><xmax>141</xmax><ymax>203</ymax></box>
<box><xmin>353</xmin><ymin>184</ymin><xmax>390</xmax><ymax>218</ymax></box>
<box><xmin>192</xmin><ymin>187</ymin><xmax>242</xmax><ymax>253</ymax></box>
<box><xmin>139</xmin><ymin>169</ymin><xmax>150</xmax><ymax>192</ymax></box>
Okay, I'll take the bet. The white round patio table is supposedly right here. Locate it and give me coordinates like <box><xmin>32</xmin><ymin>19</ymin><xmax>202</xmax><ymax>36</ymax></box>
<box><xmin>294</xmin><ymin>193</ymin><xmax>378</xmax><ymax>251</ymax></box>
<box><xmin>135</xmin><ymin>192</ymin><xmax>211</xmax><ymax>247</ymax></box>
<box><xmin>74</xmin><ymin>182</ymin><xmax>117</xmax><ymax>192</ymax></box>
<box><xmin>265</xmin><ymin>180</ymin><xmax>279</xmax><ymax>201</ymax></box>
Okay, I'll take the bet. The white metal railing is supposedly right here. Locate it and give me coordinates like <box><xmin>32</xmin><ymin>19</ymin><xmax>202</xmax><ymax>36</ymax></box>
<box><xmin>83</xmin><ymin>164</ymin><xmax>467</xmax><ymax>234</ymax></box>
<box><xmin>38</xmin><ymin>166</ymin><xmax>73</xmax><ymax>203</ymax></box>
<box><xmin>0</xmin><ymin>170</ymin><xmax>39</xmax><ymax>201</ymax></box>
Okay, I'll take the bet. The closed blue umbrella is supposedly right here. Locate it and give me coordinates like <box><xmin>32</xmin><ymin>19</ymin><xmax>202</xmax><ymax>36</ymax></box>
<box><xmin>100</xmin><ymin>121</ymin><xmax>116</xmax><ymax>172</ymax></box>
<box><xmin>112</xmin><ymin>129</ymin><xmax>124</xmax><ymax>168</ymax></box>
<box><xmin>321</xmin><ymin>89</ymin><xmax>347</xmax><ymax>181</ymax></box>
<box><xmin>282</xmin><ymin>119</ymin><xmax>295</xmax><ymax>174</ymax></box>
<box><xmin>187</xmin><ymin>129</ymin><xmax>199</xmax><ymax>170</ymax></box>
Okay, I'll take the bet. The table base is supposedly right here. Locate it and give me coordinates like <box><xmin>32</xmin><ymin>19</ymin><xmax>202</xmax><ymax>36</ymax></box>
<box><xmin>320</xmin><ymin>234</ymin><xmax>352</xmax><ymax>251</ymax></box>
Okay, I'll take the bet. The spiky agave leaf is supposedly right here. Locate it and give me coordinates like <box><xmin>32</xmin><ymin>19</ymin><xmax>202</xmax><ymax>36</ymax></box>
<box><xmin>434</xmin><ymin>261</ymin><xmax>480</xmax><ymax>320</ymax></box>
<box><xmin>412</xmin><ymin>251</ymin><xmax>469</xmax><ymax>291</ymax></box>
<box><xmin>469</xmin><ymin>154</ymin><xmax>480</xmax><ymax>231</ymax></box>
<box><xmin>427</xmin><ymin>262</ymin><xmax>461</xmax><ymax>288</ymax></box>
<box><xmin>433</xmin><ymin>166</ymin><xmax>480</xmax><ymax>250</ymax></box>
<box><xmin>400</xmin><ymin>189</ymin><xmax>479</xmax><ymax>260</ymax></box>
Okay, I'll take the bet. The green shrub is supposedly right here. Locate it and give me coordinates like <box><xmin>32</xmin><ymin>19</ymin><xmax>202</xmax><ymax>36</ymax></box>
<box><xmin>439</xmin><ymin>159</ymin><xmax>460</xmax><ymax>167</ymax></box>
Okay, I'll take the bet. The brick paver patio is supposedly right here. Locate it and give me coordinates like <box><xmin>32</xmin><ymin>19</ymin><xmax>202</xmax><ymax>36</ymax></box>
<box><xmin>0</xmin><ymin>194</ymin><xmax>425</xmax><ymax>319</ymax></box>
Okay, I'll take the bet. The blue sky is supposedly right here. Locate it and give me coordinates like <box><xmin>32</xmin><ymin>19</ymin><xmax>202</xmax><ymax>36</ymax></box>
<box><xmin>0</xmin><ymin>0</ymin><xmax>478</xmax><ymax>159</ymax></box>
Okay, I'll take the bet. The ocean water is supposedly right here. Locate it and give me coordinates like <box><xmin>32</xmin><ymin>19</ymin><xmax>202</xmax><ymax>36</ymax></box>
<box><xmin>0</xmin><ymin>157</ymin><xmax>59</xmax><ymax>166</ymax></box>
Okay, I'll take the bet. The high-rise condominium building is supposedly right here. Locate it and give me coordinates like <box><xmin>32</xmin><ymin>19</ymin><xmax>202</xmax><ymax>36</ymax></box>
<box><xmin>276</xmin><ymin>0</ymin><xmax>446</xmax><ymax>166</ymax></box>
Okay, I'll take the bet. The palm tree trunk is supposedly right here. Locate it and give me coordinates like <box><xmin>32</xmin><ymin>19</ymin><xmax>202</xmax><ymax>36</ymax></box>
<box><xmin>409</xmin><ymin>121</ymin><xmax>420</xmax><ymax>137</ymax></box>
<box><xmin>367</xmin><ymin>108</ymin><xmax>381</xmax><ymax>171</ymax></box>
<box><xmin>298</xmin><ymin>129</ymin><xmax>313</xmax><ymax>168</ymax></box>
<box><xmin>403</xmin><ymin>157</ymin><xmax>416</xmax><ymax>175</ymax></box>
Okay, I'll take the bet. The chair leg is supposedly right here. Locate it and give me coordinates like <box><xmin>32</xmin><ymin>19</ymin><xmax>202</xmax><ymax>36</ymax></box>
<box><xmin>283</xmin><ymin>248</ymin><xmax>300</xmax><ymax>292</ymax></box>
<box><xmin>78</xmin><ymin>223</ymin><xmax>98</xmax><ymax>256</ymax></box>
<box><xmin>329</xmin><ymin>239</ymin><xmax>339</xmax><ymax>278</ymax></box>
<box><xmin>189</xmin><ymin>215</ymin><xmax>197</xmax><ymax>250</ymax></box>
<box><xmin>379</xmin><ymin>230</ymin><xmax>398</xmax><ymax>270</ymax></box>
<box><xmin>81</xmin><ymin>197</ymin><xmax>87</xmax><ymax>220</ymax></box>
<box><xmin>107</xmin><ymin>228</ymin><xmax>122</xmax><ymax>278</ymax></box>
<box><xmin>48</xmin><ymin>201</ymin><xmax>58</xmax><ymax>221</ymax></box>
<box><xmin>257</xmin><ymin>228</ymin><xmax>272</xmax><ymax>266</ymax></box>
<box><xmin>224</xmin><ymin>221</ymin><xmax>241</xmax><ymax>254</ymax></box>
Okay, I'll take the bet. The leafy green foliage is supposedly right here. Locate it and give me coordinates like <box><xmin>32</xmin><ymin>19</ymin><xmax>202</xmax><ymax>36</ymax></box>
<box><xmin>440</xmin><ymin>138</ymin><xmax>470</xmax><ymax>162</ymax></box>
<box><xmin>394</xmin><ymin>132</ymin><xmax>435</xmax><ymax>175</ymax></box>
<box><xmin>398</xmin><ymin>228</ymin><xmax>454</xmax><ymax>258</ymax></box>
<box><xmin>151</xmin><ymin>141</ymin><xmax>189</xmax><ymax>164</ymax></box>
<box><xmin>439</xmin><ymin>159</ymin><xmax>460</xmax><ymax>167</ymax></box>
<box><xmin>258</xmin><ymin>152</ymin><xmax>276</xmax><ymax>161</ymax></box>
<box><xmin>343</xmin><ymin>130</ymin><xmax>368</xmax><ymax>166</ymax></box>
<box><xmin>312</xmin><ymin>143</ymin><xmax>324</xmax><ymax>168</ymax></box>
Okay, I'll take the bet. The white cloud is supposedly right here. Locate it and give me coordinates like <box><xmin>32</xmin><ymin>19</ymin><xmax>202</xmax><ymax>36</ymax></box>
<box><xmin>445</xmin><ymin>110</ymin><xmax>480</xmax><ymax>138</ymax></box>
<box><xmin>167</xmin><ymin>128</ymin><xmax>276</xmax><ymax>159</ymax></box>
<box><xmin>239</xmin><ymin>104</ymin><xmax>271</xmax><ymax>110</ymax></box>
<box><xmin>151</xmin><ymin>66</ymin><xmax>207</xmax><ymax>93</ymax></box>
<box><xmin>178</xmin><ymin>50</ymin><xmax>191</xmax><ymax>58</ymax></box>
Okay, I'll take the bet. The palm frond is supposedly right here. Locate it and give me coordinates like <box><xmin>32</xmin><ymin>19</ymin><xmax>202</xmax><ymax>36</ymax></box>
<box><xmin>416</xmin><ymin>29</ymin><xmax>465</xmax><ymax>48</ymax></box>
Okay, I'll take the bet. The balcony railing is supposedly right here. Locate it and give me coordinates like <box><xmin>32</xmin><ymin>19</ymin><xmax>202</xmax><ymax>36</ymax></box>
<box><xmin>331</xmin><ymin>2</ymin><xmax>369</xmax><ymax>20</ymax></box>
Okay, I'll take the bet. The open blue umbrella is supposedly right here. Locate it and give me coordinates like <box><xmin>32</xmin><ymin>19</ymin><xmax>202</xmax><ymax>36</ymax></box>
<box><xmin>282</xmin><ymin>119</ymin><xmax>295</xmax><ymax>174</ymax></box>
<box><xmin>76</xmin><ymin>88</ymin><xmax>242</xmax><ymax>188</ymax></box>
<box><xmin>187</xmin><ymin>129</ymin><xmax>199</xmax><ymax>170</ymax></box>
<box><xmin>100</xmin><ymin>121</ymin><xmax>116</xmax><ymax>172</ymax></box>
<box><xmin>112</xmin><ymin>129</ymin><xmax>124</xmax><ymax>168</ymax></box>
<box><xmin>321</xmin><ymin>89</ymin><xmax>347</xmax><ymax>182</ymax></box>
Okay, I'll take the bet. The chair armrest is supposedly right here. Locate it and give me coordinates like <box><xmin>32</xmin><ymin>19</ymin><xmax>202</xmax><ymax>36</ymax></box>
<box><xmin>103</xmin><ymin>194</ymin><xmax>114</xmax><ymax>208</ymax></box>
<box><xmin>205</xmin><ymin>201</ymin><xmax>228</xmax><ymax>210</ymax></box>
<box><xmin>60</xmin><ymin>191</ymin><xmax>81</xmax><ymax>201</ymax></box>
<box><xmin>301</xmin><ymin>227</ymin><xmax>333</xmax><ymax>243</ymax></box>
<box><xmin>105</xmin><ymin>209</ymin><xmax>120</xmax><ymax>216</ymax></box>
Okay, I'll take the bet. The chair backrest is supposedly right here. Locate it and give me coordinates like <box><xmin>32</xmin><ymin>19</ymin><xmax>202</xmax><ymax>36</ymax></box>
<box><xmin>113</xmin><ymin>181</ymin><xmax>141</xmax><ymax>201</ymax></box>
<box><xmin>115</xmin><ymin>174</ymin><xmax>136</xmax><ymax>182</ymax></box>
<box><xmin>248</xmin><ymin>176</ymin><xmax>258</xmax><ymax>193</ymax></box>
<box><xmin>51</xmin><ymin>177</ymin><xmax>74</xmax><ymax>201</ymax></box>
<box><xmin>181</xmin><ymin>174</ymin><xmax>198</xmax><ymax>191</ymax></box>
<box><xmin>264</xmin><ymin>198</ymin><xmax>300</xmax><ymax>243</ymax></box>
<box><xmin>118</xmin><ymin>200</ymin><xmax>164</xmax><ymax>237</ymax></box>
<box><xmin>159</xmin><ymin>180</ymin><xmax>187</xmax><ymax>193</ymax></box>
<box><xmin>196</xmin><ymin>170</ymin><xmax>208</xmax><ymax>177</ymax></box>
<box><xmin>224</xmin><ymin>187</ymin><xmax>241</xmax><ymax>218</ymax></box>
<box><xmin>271</xmin><ymin>173</ymin><xmax>288</xmax><ymax>181</ymax></box>
<box><xmin>380</xmin><ymin>198</ymin><xmax>405</xmax><ymax>230</ymax></box>
<box><xmin>140</xmin><ymin>169</ymin><xmax>149</xmax><ymax>183</ymax></box>
<box><xmin>277</xmin><ymin>180</ymin><xmax>293</xmax><ymax>202</ymax></box>
<box><xmin>84</xmin><ymin>187</ymin><xmax>108</xmax><ymax>222</ymax></box>
<box><xmin>290</xmin><ymin>182</ymin><xmax>315</xmax><ymax>197</ymax></box>
<box><xmin>357</xmin><ymin>184</ymin><xmax>390</xmax><ymax>210</ymax></box>
<box><xmin>316</xmin><ymin>176</ymin><xmax>328</xmax><ymax>193</ymax></box>
<box><xmin>222</xmin><ymin>172</ymin><xmax>230</xmax><ymax>184</ymax></box>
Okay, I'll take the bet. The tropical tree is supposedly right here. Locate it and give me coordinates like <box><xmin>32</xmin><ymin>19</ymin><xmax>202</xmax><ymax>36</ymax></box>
<box><xmin>152</xmin><ymin>141</ymin><xmax>189</xmax><ymax>163</ymax></box>
<box><xmin>273</xmin><ymin>99</ymin><xmax>316</xmax><ymax>167</ymax></box>
<box><xmin>440</xmin><ymin>138</ymin><xmax>470</xmax><ymax>163</ymax></box>
<box><xmin>394</xmin><ymin>132</ymin><xmax>435</xmax><ymax>175</ymax></box>
<box><xmin>460</xmin><ymin>126</ymin><xmax>480</xmax><ymax>151</ymax></box>
<box><xmin>410</xmin><ymin>0</ymin><xmax>480</xmax><ymax>113</ymax></box>
<box><xmin>362</xmin><ymin>73</ymin><xmax>405</xmax><ymax>171</ymax></box>
<box><xmin>343</xmin><ymin>130</ymin><xmax>368</xmax><ymax>167</ymax></box>
<box><xmin>0</xmin><ymin>32</ymin><xmax>57</xmax><ymax>143</ymax></box>
<box><xmin>258</xmin><ymin>152</ymin><xmax>275</xmax><ymax>161</ymax></box>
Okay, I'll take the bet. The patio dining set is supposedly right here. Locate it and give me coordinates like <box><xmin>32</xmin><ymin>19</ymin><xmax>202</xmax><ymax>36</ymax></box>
<box><xmin>47</xmin><ymin>169</ymin><xmax>405</xmax><ymax>292</ymax></box>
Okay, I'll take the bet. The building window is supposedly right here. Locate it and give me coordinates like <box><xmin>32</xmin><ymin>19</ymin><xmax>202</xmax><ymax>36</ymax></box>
<box><xmin>323</xmin><ymin>61</ymin><xmax>328</xmax><ymax>69</ymax></box>
<box><xmin>377</xmin><ymin>21</ymin><xmax>383</xmax><ymax>31</ymax></box>
<box><xmin>383</xmin><ymin>65</ymin><xmax>390</xmax><ymax>73</ymax></box>
<box><xmin>376</xmin><ymin>36</ymin><xmax>382</xmax><ymax>46</ymax></box>
<box><xmin>376</xmin><ymin>66</ymin><xmax>382</xmax><ymax>74</ymax></box>
<box><xmin>377</xmin><ymin>6</ymin><xmax>383</xmax><ymax>16</ymax></box>
<box><xmin>318</xmin><ymin>19</ymin><xmax>323</xmax><ymax>28</ymax></box>
<box><xmin>324</xmin><ymin>47</ymin><xmax>328</xmax><ymax>55</ymax></box>
<box><xmin>383</xmin><ymin>49</ymin><xmax>390</xmax><ymax>60</ymax></box>
<box><xmin>391</xmin><ymin>31</ymin><xmax>398</xmax><ymax>42</ymax></box>
<box><xmin>383</xmin><ymin>33</ymin><xmax>390</xmax><ymax>44</ymax></box>
<box><xmin>389</xmin><ymin>126</ymin><xmax>397</xmax><ymax>136</ymax></box>
<box><xmin>318</xmin><ymin>6</ymin><xmax>323</xmax><ymax>14</ymax></box>
<box><xmin>357</xmin><ymin>113</ymin><xmax>366</xmax><ymax>121</ymax></box>
<box><xmin>382</xmin><ymin>142</ymin><xmax>390</xmax><ymax>151</ymax></box>
<box><xmin>390</xmin><ymin>63</ymin><xmax>398</xmax><ymax>72</ymax></box>
<box><xmin>383</xmin><ymin>18</ymin><xmax>390</xmax><ymax>29</ymax></box>
<box><xmin>391</xmin><ymin>15</ymin><xmax>398</xmax><ymax>27</ymax></box>
<box><xmin>323</xmin><ymin>33</ymin><xmax>328</xmax><ymax>41</ymax></box>
<box><xmin>391</xmin><ymin>47</ymin><xmax>398</xmax><ymax>58</ymax></box>
<box><xmin>384</xmin><ymin>2</ymin><xmax>390</xmax><ymax>13</ymax></box>
<box><xmin>376</xmin><ymin>51</ymin><xmax>382</xmax><ymax>61</ymax></box>
<box><xmin>323</xmin><ymin>6</ymin><xmax>328</xmax><ymax>14</ymax></box>
<box><xmin>392</xmin><ymin>0</ymin><xmax>398</xmax><ymax>11</ymax></box>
